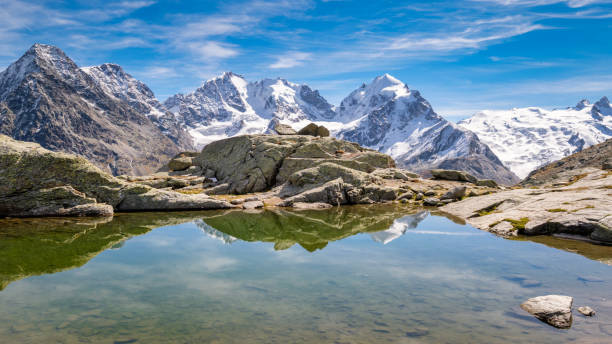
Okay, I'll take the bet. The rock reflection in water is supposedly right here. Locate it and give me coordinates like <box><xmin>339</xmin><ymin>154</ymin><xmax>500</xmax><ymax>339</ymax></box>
<box><xmin>0</xmin><ymin>212</ymin><xmax>217</xmax><ymax>290</ymax></box>
<box><xmin>196</xmin><ymin>205</ymin><xmax>426</xmax><ymax>251</ymax></box>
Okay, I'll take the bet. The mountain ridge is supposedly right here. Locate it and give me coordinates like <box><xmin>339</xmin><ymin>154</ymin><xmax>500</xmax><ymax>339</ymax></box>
<box><xmin>0</xmin><ymin>43</ymin><xmax>184</xmax><ymax>175</ymax></box>
<box><xmin>164</xmin><ymin>71</ymin><xmax>519</xmax><ymax>184</ymax></box>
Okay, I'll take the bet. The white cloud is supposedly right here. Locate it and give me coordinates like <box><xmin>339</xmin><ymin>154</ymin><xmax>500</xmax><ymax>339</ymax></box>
<box><xmin>139</xmin><ymin>66</ymin><xmax>179</xmax><ymax>79</ymax></box>
<box><xmin>189</xmin><ymin>41</ymin><xmax>239</xmax><ymax>59</ymax></box>
<box><xmin>384</xmin><ymin>16</ymin><xmax>545</xmax><ymax>53</ymax></box>
<box><xmin>470</xmin><ymin>0</ymin><xmax>611</xmax><ymax>7</ymax></box>
<box><xmin>269</xmin><ymin>52</ymin><xmax>311</xmax><ymax>69</ymax></box>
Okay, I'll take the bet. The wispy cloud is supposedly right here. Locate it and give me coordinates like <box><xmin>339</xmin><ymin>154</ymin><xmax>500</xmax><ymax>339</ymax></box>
<box><xmin>188</xmin><ymin>41</ymin><xmax>240</xmax><ymax>59</ymax></box>
<box><xmin>269</xmin><ymin>52</ymin><xmax>311</xmax><ymax>68</ymax></box>
<box><xmin>470</xmin><ymin>0</ymin><xmax>612</xmax><ymax>8</ymax></box>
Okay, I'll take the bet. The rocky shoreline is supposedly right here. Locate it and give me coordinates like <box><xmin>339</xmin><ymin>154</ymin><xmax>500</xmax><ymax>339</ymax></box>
<box><xmin>441</xmin><ymin>139</ymin><xmax>612</xmax><ymax>245</ymax></box>
<box><xmin>2</xmin><ymin>132</ymin><xmax>610</xmax><ymax>246</ymax></box>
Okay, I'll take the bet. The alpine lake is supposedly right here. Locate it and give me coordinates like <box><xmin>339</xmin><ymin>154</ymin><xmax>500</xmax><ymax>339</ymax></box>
<box><xmin>1</xmin><ymin>204</ymin><xmax>611</xmax><ymax>343</ymax></box>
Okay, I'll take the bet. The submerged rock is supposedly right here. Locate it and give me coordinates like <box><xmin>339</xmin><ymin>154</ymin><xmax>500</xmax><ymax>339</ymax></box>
<box><xmin>520</xmin><ymin>295</ymin><xmax>573</xmax><ymax>329</ymax></box>
<box><xmin>292</xmin><ymin>202</ymin><xmax>333</xmax><ymax>209</ymax></box>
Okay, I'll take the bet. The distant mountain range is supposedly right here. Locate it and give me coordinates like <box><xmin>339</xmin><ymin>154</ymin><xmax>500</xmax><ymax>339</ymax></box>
<box><xmin>459</xmin><ymin>98</ymin><xmax>612</xmax><ymax>178</ymax></box>
<box><xmin>163</xmin><ymin>71</ymin><xmax>519</xmax><ymax>184</ymax></box>
<box><xmin>1</xmin><ymin>44</ymin><xmax>610</xmax><ymax>183</ymax></box>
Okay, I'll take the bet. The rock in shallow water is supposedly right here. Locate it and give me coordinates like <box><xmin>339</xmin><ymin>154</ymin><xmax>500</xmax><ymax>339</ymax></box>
<box><xmin>577</xmin><ymin>306</ymin><xmax>595</xmax><ymax>316</ymax></box>
<box><xmin>520</xmin><ymin>295</ymin><xmax>573</xmax><ymax>328</ymax></box>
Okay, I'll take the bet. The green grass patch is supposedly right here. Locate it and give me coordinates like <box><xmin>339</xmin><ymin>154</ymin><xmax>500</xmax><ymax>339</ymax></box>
<box><xmin>473</xmin><ymin>201</ymin><xmax>502</xmax><ymax>217</ymax></box>
<box><xmin>503</xmin><ymin>217</ymin><xmax>529</xmax><ymax>231</ymax></box>
<box><xmin>488</xmin><ymin>220</ymin><xmax>502</xmax><ymax>228</ymax></box>
<box><xmin>546</xmin><ymin>208</ymin><xmax>567</xmax><ymax>213</ymax></box>
<box><xmin>571</xmin><ymin>205</ymin><xmax>595</xmax><ymax>212</ymax></box>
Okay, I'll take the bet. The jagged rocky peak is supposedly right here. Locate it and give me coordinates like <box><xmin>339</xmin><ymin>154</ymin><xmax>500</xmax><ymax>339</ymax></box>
<box><xmin>0</xmin><ymin>43</ymin><xmax>183</xmax><ymax>175</ymax></box>
<box><xmin>0</xmin><ymin>43</ymin><xmax>81</xmax><ymax>100</ymax></box>
<box><xmin>83</xmin><ymin>63</ymin><xmax>164</xmax><ymax>116</ymax></box>
<box><xmin>82</xmin><ymin>62</ymin><xmax>193</xmax><ymax>149</ymax></box>
<box><xmin>575</xmin><ymin>99</ymin><xmax>590</xmax><ymax>110</ymax></box>
<box><xmin>593</xmin><ymin>96</ymin><xmax>611</xmax><ymax>116</ymax></box>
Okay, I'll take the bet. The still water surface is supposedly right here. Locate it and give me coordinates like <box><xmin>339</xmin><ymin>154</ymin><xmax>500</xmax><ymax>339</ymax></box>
<box><xmin>1</xmin><ymin>205</ymin><xmax>611</xmax><ymax>343</ymax></box>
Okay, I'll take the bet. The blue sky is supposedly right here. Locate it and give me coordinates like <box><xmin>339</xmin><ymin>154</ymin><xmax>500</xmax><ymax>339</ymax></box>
<box><xmin>1</xmin><ymin>0</ymin><xmax>611</xmax><ymax>121</ymax></box>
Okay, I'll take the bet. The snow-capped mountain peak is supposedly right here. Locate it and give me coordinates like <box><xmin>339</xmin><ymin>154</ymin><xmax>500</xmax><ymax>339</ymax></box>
<box><xmin>337</xmin><ymin>73</ymin><xmax>413</xmax><ymax>122</ymax></box>
<box><xmin>594</xmin><ymin>96</ymin><xmax>611</xmax><ymax>116</ymax></box>
<box><xmin>0</xmin><ymin>43</ymin><xmax>82</xmax><ymax>101</ymax></box>
<box><xmin>164</xmin><ymin>71</ymin><xmax>336</xmax><ymax>147</ymax></box>
<box><xmin>337</xmin><ymin>74</ymin><xmax>518</xmax><ymax>184</ymax></box>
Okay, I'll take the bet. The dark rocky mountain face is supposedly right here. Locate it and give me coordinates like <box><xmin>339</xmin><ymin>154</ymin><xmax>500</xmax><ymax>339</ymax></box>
<box><xmin>82</xmin><ymin>63</ymin><xmax>193</xmax><ymax>151</ymax></box>
<box><xmin>0</xmin><ymin>44</ymin><xmax>182</xmax><ymax>175</ymax></box>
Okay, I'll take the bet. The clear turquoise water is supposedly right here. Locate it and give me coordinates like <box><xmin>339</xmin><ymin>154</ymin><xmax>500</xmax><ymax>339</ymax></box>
<box><xmin>1</xmin><ymin>206</ymin><xmax>611</xmax><ymax>343</ymax></box>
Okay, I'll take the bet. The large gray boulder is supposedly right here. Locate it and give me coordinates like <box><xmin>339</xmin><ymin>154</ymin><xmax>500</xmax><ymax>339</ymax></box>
<box><xmin>297</xmin><ymin>123</ymin><xmax>330</xmax><ymax>137</ymax></box>
<box><xmin>431</xmin><ymin>169</ymin><xmax>478</xmax><ymax>183</ymax></box>
<box><xmin>441</xmin><ymin>186</ymin><xmax>467</xmax><ymax>200</ymax></box>
<box><xmin>168</xmin><ymin>156</ymin><xmax>194</xmax><ymax>171</ymax></box>
<box><xmin>274</xmin><ymin>123</ymin><xmax>297</xmax><ymax>135</ymax></box>
<box><xmin>0</xmin><ymin>135</ymin><xmax>231</xmax><ymax>217</ymax></box>
<box><xmin>520</xmin><ymin>295</ymin><xmax>573</xmax><ymax>329</ymax></box>
<box><xmin>194</xmin><ymin>135</ymin><xmax>394</xmax><ymax>195</ymax></box>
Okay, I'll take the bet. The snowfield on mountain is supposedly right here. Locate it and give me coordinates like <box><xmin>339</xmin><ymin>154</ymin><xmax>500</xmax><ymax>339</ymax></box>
<box><xmin>459</xmin><ymin>98</ymin><xmax>612</xmax><ymax>178</ymax></box>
